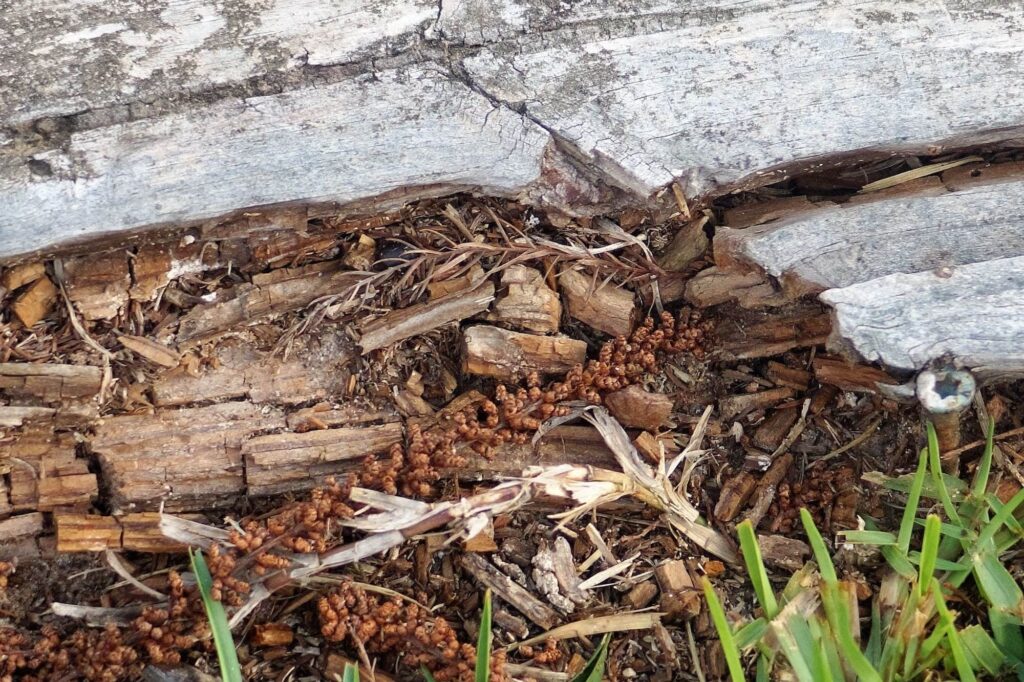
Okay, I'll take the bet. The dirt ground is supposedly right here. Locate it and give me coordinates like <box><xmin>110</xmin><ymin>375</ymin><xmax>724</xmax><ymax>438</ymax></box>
<box><xmin>2</xmin><ymin>155</ymin><xmax>1024</xmax><ymax>681</ymax></box>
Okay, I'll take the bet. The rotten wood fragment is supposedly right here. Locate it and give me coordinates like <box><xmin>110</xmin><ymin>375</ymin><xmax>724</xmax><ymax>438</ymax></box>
<box><xmin>454</xmin><ymin>425</ymin><xmax>618</xmax><ymax>479</ymax></box>
<box><xmin>55</xmin><ymin>514</ymin><xmax>122</xmax><ymax>552</ymax></box>
<box><xmin>0</xmin><ymin>363</ymin><xmax>102</xmax><ymax>401</ymax></box>
<box><xmin>0</xmin><ymin>512</ymin><xmax>45</xmax><ymax>544</ymax></box>
<box><xmin>461</xmin><ymin>553</ymin><xmax>560</xmax><ymax>630</ymax></box>
<box><xmin>722</xmin><ymin>196</ymin><xmax>817</xmax><ymax>229</ymax></box>
<box><xmin>117</xmin><ymin>335</ymin><xmax>182</xmax><ymax>369</ymax></box>
<box><xmin>11</xmin><ymin>276</ymin><xmax>57</xmax><ymax>327</ymax></box>
<box><xmin>1</xmin><ymin>262</ymin><xmax>45</xmax><ymax>292</ymax></box>
<box><xmin>2</xmin><ymin>427</ymin><xmax>98</xmax><ymax>513</ymax></box>
<box><xmin>90</xmin><ymin>402</ymin><xmax>286</xmax><ymax>513</ymax></box>
<box><xmin>654</xmin><ymin>559</ymin><xmax>700</xmax><ymax>622</ymax></box>
<box><xmin>62</xmin><ymin>252</ymin><xmax>130</xmax><ymax>321</ymax></box>
<box><xmin>752</xmin><ymin>408</ymin><xmax>800</xmax><ymax>452</ymax></box>
<box><xmin>342</xmin><ymin>234</ymin><xmax>376</xmax><ymax>271</ymax></box>
<box><xmin>683</xmin><ymin>267</ymin><xmax>771</xmax><ymax>308</ymax></box>
<box><xmin>716</xmin><ymin>303</ymin><xmax>831</xmax><ymax>360</ymax></box>
<box><xmin>743</xmin><ymin>453</ymin><xmax>794</xmax><ymax>530</ymax></box>
<box><xmin>812</xmin><ymin>357</ymin><xmax>898</xmax><ymax>393</ymax></box>
<box><xmin>360</xmin><ymin>281</ymin><xmax>495</xmax><ymax>354</ymax></box>
<box><xmin>657</xmin><ymin>216</ymin><xmax>709</xmax><ymax>271</ymax></box>
<box><xmin>286</xmin><ymin>403</ymin><xmax>400</xmax><ymax>431</ymax></box>
<box><xmin>764</xmin><ymin>362</ymin><xmax>812</xmax><ymax>391</ymax></box>
<box><xmin>177</xmin><ymin>262</ymin><xmax>362</xmax><ymax>343</ymax></box>
<box><xmin>426</xmin><ymin>264</ymin><xmax>485</xmax><ymax>300</ymax></box>
<box><xmin>462</xmin><ymin>325</ymin><xmax>586</xmax><ymax>382</ymax></box>
<box><xmin>713</xmin><ymin>472</ymin><xmax>758</xmax><ymax>523</ymax></box>
<box><xmin>604</xmin><ymin>385</ymin><xmax>673</xmax><ymax>431</ymax></box>
<box><xmin>757</xmin><ymin>534</ymin><xmax>811</xmax><ymax>572</ymax></box>
<box><xmin>719</xmin><ymin>387</ymin><xmax>796</xmax><ymax>422</ymax></box>
<box><xmin>490</xmin><ymin>265</ymin><xmax>561</xmax><ymax>334</ymax></box>
<box><xmin>243</xmin><ymin>423</ymin><xmax>404</xmax><ymax>496</ymax></box>
<box><xmin>625</xmin><ymin>581</ymin><xmax>659</xmax><ymax>609</ymax></box>
<box><xmin>121</xmin><ymin>513</ymin><xmax>189</xmax><ymax>553</ymax></box>
<box><xmin>559</xmin><ymin>268</ymin><xmax>636</xmax><ymax>337</ymax></box>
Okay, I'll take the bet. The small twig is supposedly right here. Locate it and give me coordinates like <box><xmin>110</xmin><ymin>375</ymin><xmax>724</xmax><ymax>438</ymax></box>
<box><xmin>809</xmin><ymin>416</ymin><xmax>883</xmax><ymax>467</ymax></box>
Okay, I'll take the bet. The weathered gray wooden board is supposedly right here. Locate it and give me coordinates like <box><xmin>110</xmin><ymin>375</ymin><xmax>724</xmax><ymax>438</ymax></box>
<box><xmin>1</xmin><ymin>66</ymin><xmax>551</xmax><ymax>256</ymax></box>
<box><xmin>1</xmin><ymin>0</ymin><xmax>437</xmax><ymax>125</ymax></box>
<box><xmin>5</xmin><ymin>0</ymin><xmax>1024</xmax><ymax>260</ymax></box>
<box><xmin>822</xmin><ymin>256</ymin><xmax>1024</xmax><ymax>375</ymax></box>
<box><xmin>714</xmin><ymin>180</ymin><xmax>1024</xmax><ymax>295</ymax></box>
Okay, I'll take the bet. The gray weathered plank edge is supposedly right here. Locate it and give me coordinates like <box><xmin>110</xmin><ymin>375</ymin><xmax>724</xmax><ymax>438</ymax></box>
<box><xmin>820</xmin><ymin>256</ymin><xmax>1024</xmax><ymax>375</ymax></box>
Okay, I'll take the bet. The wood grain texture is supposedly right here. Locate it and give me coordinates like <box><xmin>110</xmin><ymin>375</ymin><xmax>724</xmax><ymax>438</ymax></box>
<box><xmin>716</xmin><ymin>180</ymin><xmax>1024</xmax><ymax>294</ymax></box>
<box><xmin>820</xmin><ymin>255</ymin><xmax>1024</xmax><ymax>375</ymax></box>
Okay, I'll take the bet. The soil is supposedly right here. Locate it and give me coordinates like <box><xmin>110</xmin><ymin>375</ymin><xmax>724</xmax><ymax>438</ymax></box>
<box><xmin>1</xmin><ymin>158</ymin><xmax>1024</xmax><ymax>681</ymax></box>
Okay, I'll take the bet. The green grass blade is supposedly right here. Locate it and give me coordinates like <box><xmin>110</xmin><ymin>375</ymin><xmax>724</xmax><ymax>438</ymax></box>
<box><xmin>933</xmin><ymin>579</ymin><xmax>976</xmax><ymax>682</ymax></box>
<box><xmin>819</xmin><ymin>583</ymin><xmax>882</xmax><ymax>682</ymax></box>
<box><xmin>959</xmin><ymin>624</ymin><xmax>1006</xmax><ymax>676</ymax></box>
<box><xmin>838</xmin><ymin>530</ymin><xmax>897</xmax><ymax>545</ymax></box>
<box><xmin>927</xmin><ymin>423</ymin><xmax>962</xmax><ymax>525</ymax></box>
<box><xmin>880</xmin><ymin>545</ymin><xmax>917</xmax><ymax>580</ymax></box>
<box><xmin>898</xmin><ymin>446</ymin><xmax>929</xmax><ymax>553</ymax></box>
<box><xmin>772</xmin><ymin>619</ymin><xmax>816</xmax><ymax>682</ymax></box>
<box><xmin>702</xmin><ymin>578</ymin><xmax>746</xmax><ymax>682</ymax></box>
<box><xmin>976</xmin><ymin>487</ymin><xmax>1024</xmax><ymax>550</ymax></box>
<box><xmin>972</xmin><ymin>419</ymin><xmax>997</xmax><ymax>498</ymax></box>
<box><xmin>974</xmin><ymin>551</ymin><xmax>1024</xmax><ymax>615</ymax></box>
<box><xmin>570</xmin><ymin>633</ymin><xmax>611</xmax><ymax>682</ymax></box>
<box><xmin>800</xmin><ymin>509</ymin><xmax>837</xmax><ymax>584</ymax></box>
<box><xmin>343</xmin><ymin>663</ymin><xmax>360</xmax><ymax>682</ymax></box>
<box><xmin>735</xmin><ymin>618</ymin><xmax>769</xmax><ymax>650</ymax></box>
<box><xmin>420</xmin><ymin>665</ymin><xmax>438</xmax><ymax>682</ymax></box>
<box><xmin>189</xmin><ymin>548</ymin><xmax>243</xmax><ymax>682</ymax></box>
<box><xmin>737</xmin><ymin>520</ymin><xmax>779</xmax><ymax>618</ymax></box>
<box><xmin>917</xmin><ymin>514</ymin><xmax>941</xmax><ymax>597</ymax></box>
<box><xmin>475</xmin><ymin>589</ymin><xmax>493</xmax><ymax>682</ymax></box>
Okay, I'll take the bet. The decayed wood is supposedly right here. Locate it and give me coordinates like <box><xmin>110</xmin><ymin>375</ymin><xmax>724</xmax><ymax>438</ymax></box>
<box><xmin>812</xmin><ymin>357</ymin><xmax>898</xmax><ymax>393</ymax></box>
<box><xmin>117</xmin><ymin>335</ymin><xmax>182</xmax><ymax>369</ymax></box>
<box><xmin>716</xmin><ymin>303</ymin><xmax>832</xmax><ymax>360</ymax></box>
<box><xmin>684</xmin><ymin>267</ymin><xmax>773</xmax><ymax>309</ymax></box>
<box><xmin>490</xmin><ymin>265</ymin><xmax>561</xmax><ymax>334</ymax></box>
<box><xmin>0</xmin><ymin>512</ymin><xmax>45</xmax><ymax>543</ymax></box>
<box><xmin>341</xmin><ymin>234</ymin><xmax>376</xmax><ymax>271</ymax></box>
<box><xmin>177</xmin><ymin>262</ymin><xmax>363</xmax><ymax>343</ymax></box>
<box><xmin>360</xmin><ymin>282</ymin><xmax>496</xmax><ymax>354</ymax></box>
<box><xmin>722</xmin><ymin>196</ymin><xmax>817</xmax><ymax>229</ymax></box>
<box><xmin>743</xmin><ymin>453</ymin><xmax>794</xmax><ymax>530</ymax></box>
<box><xmin>654</xmin><ymin>559</ymin><xmax>700</xmax><ymax>621</ymax></box>
<box><xmin>90</xmin><ymin>402</ymin><xmax>286</xmax><ymax>513</ymax></box>
<box><xmin>243</xmin><ymin>423</ymin><xmax>404</xmax><ymax>496</ymax></box>
<box><xmin>1</xmin><ymin>262</ymin><xmax>45</xmax><ymax>291</ymax></box>
<box><xmin>821</xmin><ymin>255</ymin><xmax>1024</xmax><ymax>373</ymax></box>
<box><xmin>715</xmin><ymin>179</ymin><xmax>1024</xmax><ymax>296</ymax></box>
<box><xmin>154</xmin><ymin>330</ymin><xmax>352</xmax><ymax>407</ymax></box>
<box><xmin>0</xmin><ymin>404</ymin><xmax>97</xmax><ymax>429</ymax></box>
<box><xmin>55</xmin><ymin>512</ymin><xmax>188</xmax><ymax>553</ymax></box>
<box><xmin>286</xmin><ymin>403</ymin><xmax>400</xmax><ymax>431</ymax></box>
<box><xmin>1</xmin><ymin>427</ymin><xmax>98</xmax><ymax>513</ymax></box>
<box><xmin>461</xmin><ymin>553</ymin><xmax>560</xmax><ymax>629</ymax></box>
<box><xmin>454</xmin><ymin>425</ymin><xmax>618</xmax><ymax>478</ymax></box>
<box><xmin>758</xmin><ymin>534</ymin><xmax>811</xmax><ymax>572</ymax></box>
<box><xmin>0</xmin><ymin>363</ymin><xmax>102</xmax><ymax>401</ymax></box>
<box><xmin>62</xmin><ymin>252</ymin><xmax>131</xmax><ymax>321</ymax></box>
<box><xmin>462</xmin><ymin>326</ymin><xmax>587</xmax><ymax>381</ymax></box>
<box><xmin>657</xmin><ymin>217</ymin><xmax>709</xmax><ymax>271</ymax></box>
<box><xmin>751</xmin><ymin>408</ymin><xmax>800</xmax><ymax>453</ymax></box>
<box><xmin>719</xmin><ymin>388</ymin><xmax>795</xmax><ymax>422</ymax></box>
<box><xmin>713</xmin><ymin>472</ymin><xmax>757</xmax><ymax>523</ymax></box>
<box><xmin>764</xmin><ymin>362</ymin><xmax>812</xmax><ymax>392</ymax></box>
<box><xmin>559</xmin><ymin>269</ymin><xmax>636</xmax><ymax>337</ymax></box>
<box><xmin>427</xmin><ymin>264</ymin><xmax>486</xmax><ymax>300</ymax></box>
<box><xmin>10</xmin><ymin>277</ymin><xmax>57</xmax><ymax>327</ymax></box>
<box><xmin>603</xmin><ymin>386</ymin><xmax>673</xmax><ymax>431</ymax></box>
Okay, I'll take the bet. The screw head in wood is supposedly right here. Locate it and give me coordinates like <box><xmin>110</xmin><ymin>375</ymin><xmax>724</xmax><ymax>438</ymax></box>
<box><xmin>915</xmin><ymin>368</ymin><xmax>975</xmax><ymax>415</ymax></box>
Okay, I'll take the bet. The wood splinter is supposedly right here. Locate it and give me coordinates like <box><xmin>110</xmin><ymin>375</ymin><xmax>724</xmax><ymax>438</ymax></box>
<box><xmin>462</xmin><ymin>325</ymin><xmax>586</xmax><ymax>381</ymax></box>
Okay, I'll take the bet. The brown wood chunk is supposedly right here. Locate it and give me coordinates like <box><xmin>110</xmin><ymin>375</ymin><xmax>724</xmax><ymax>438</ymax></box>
<box><xmin>251</xmin><ymin>623</ymin><xmax>294</xmax><ymax>648</ymax></box>
<box><xmin>2</xmin><ymin>427</ymin><xmax>97</xmax><ymax>513</ymax></box>
<box><xmin>654</xmin><ymin>559</ymin><xmax>700</xmax><ymax>621</ymax></box>
<box><xmin>121</xmin><ymin>513</ymin><xmax>188</xmax><ymax>553</ymax></box>
<box><xmin>63</xmin><ymin>252</ymin><xmax>131</xmax><ymax>320</ymax></box>
<box><xmin>719</xmin><ymin>387</ymin><xmax>795</xmax><ymax>422</ymax></box>
<box><xmin>658</xmin><ymin>216</ymin><xmax>709</xmax><ymax>271</ymax></box>
<box><xmin>11</xmin><ymin>276</ymin><xmax>57</xmax><ymax>327</ymax></box>
<box><xmin>625</xmin><ymin>580</ymin><xmax>659</xmax><ymax>609</ymax></box>
<box><xmin>559</xmin><ymin>268</ymin><xmax>636</xmax><ymax>337</ymax></box>
<box><xmin>462</xmin><ymin>325</ymin><xmax>586</xmax><ymax>381</ymax></box>
<box><xmin>0</xmin><ymin>512</ymin><xmax>46</xmax><ymax>543</ymax></box>
<box><xmin>714</xmin><ymin>471</ymin><xmax>758</xmax><ymax>523</ymax></box>
<box><xmin>757</xmin><ymin>534</ymin><xmax>811</xmax><ymax>572</ymax></box>
<box><xmin>812</xmin><ymin>357</ymin><xmax>898</xmax><ymax>393</ymax></box>
<box><xmin>244</xmin><ymin>422</ymin><xmax>403</xmax><ymax>496</ymax></box>
<box><xmin>684</xmin><ymin>267</ymin><xmax>769</xmax><ymax>308</ymax></box>
<box><xmin>342</xmin><ymin>234</ymin><xmax>376</xmax><ymax>271</ymax></box>
<box><xmin>717</xmin><ymin>303</ymin><xmax>831</xmax><ymax>359</ymax></box>
<box><xmin>426</xmin><ymin>264</ymin><xmax>486</xmax><ymax>300</ymax></box>
<box><xmin>360</xmin><ymin>281</ymin><xmax>496</xmax><ymax>354</ymax></box>
<box><xmin>117</xmin><ymin>335</ymin><xmax>182</xmax><ymax>369</ymax></box>
<box><xmin>752</xmin><ymin>408</ymin><xmax>800</xmax><ymax>452</ymax></box>
<box><xmin>55</xmin><ymin>513</ymin><xmax>121</xmax><ymax>552</ymax></box>
<box><xmin>491</xmin><ymin>265</ymin><xmax>561</xmax><ymax>334</ymax></box>
<box><xmin>764</xmin><ymin>362</ymin><xmax>812</xmax><ymax>391</ymax></box>
<box><xmin>0</xmin><ymin>363</ymin><xmax>102</xmax><ymax>401</ymax></box>
<box><xmin>1</xmin><ymin>262</ymin><xmax>46</xmax><ymax>292</ymax></box>
<box><xmin>461</xmin><ymin>553</ymin><xmax>560</xmax><ymax>629</ymax></box>
<box><xmin>604</xmin><ymin>385</ymin><xmax>673</xmax><ymax>431</ymax></box>
<box><xmin>454</xmin><ymin>425</ymin><xmax>618</xmax><ymax>479</ymax></box>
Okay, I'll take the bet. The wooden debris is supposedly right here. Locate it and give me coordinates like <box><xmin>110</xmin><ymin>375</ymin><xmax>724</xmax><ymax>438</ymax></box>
<box><xmin>177</xmin><ymin>262</ymin><xmax>362</xmax><ymax>343</ymax></box>
<box><xmin>752</xmin><ymin>408</ymin><xmax>800</xmax><ymax>452</ymax></box>
<box><xmin>0</xmin><ymin>512</ymin><xmax>45</xmax><ymax>543</ymax></box>
<box><xmin>559</xmin><ymin>268</ymin><xmax>636</xmax><ymax>337</ymax></box>
<box><xmin>684</xmin><ymin>267</ymin><xmax>776</xmax><ymax>308</ymax></box>
<box><xmin>462</xmin><ymin>325</ymin><xmax>586</xmax><ymax>381</ymax></box>
<box><xmin>62</xmin><ymin>252</ymin><xmax>130</xmax><ymax>320</ymax></box>
<box><xmin>713</xmin><ymin>471</ymin><xmax>758</xmax><ymax>523</ymax></box>
<box><xmin>360</xmin><ymin>281</ymin><xmax>496</xmax><ymax>354</ymax></box>
<box><xmin>463</xmin><ymin>521</ymin><xmax>498</xmax><ymax>553</ymax></box>
<box><xmin>0</xmin><ymin>363</ymin><xmax>102</xmax><ymax>401</ymax></box>
<box><xmin>117</xmin><ymin>335</ymin><xmax>181</xmax><ymax>369</ymax></box>
<box><xmin>342</xmin><ymin>234</ymin><xmax>376</xmax><ymax>271</ymax></box>
<box><xmin>764</xmin><ymin>362</ymin><xmax>812</xmax><ymax>391</ymax></box>
<box><xmin>625</xmin><ymin>581</ymin><xmax>659</xmax><ymax>609</ymax></box>
<box><xmin>55</xmin><ymin>514</ymin><xmax>121</xmax><ymax>552</ymax></box>
<box><xmin>604</xmin><ymin>385</ymin><xmax>673</xmax><ymax>431</ymax></box>
<box><xmin>743</xmin><ymin>453</ymin><xmax>794</xmax><ymax>529</ymax></box>
<box><xmin>90</xmin><ymin>401</ymin><xmax>286</xmax><ymax>513</ymax></box>
<box><xmin>153</xmin><ymin>331</ymin><xmax>352</xmax><ymax>407</ymax></box>
<box><xmin>1</xmin><ymin>262</ymin><xmax>45</xmax><ymax>292</ymax></box>
<box><xmin>455</xmin><ymin>425</ymin><xmax>619</xmax><ymax>478</ymax></box>
<box><xmin>244</xmin><ymin>423</ymin><xmax>403</xmax><ymax>496</ymax></box>
<box><xmin>461</xmin><ymin>553</ymin><xmax>560</xmax><ymax>629</ymax></box>
<box><xmin>654</xmin><ymin>559</ymin><xmax>700</xmax><ymax>621</ymax></box>
<box><xmin>251</xmin><ymin>623</ymin><xmax>294</xmax><ymax>648</ymax></box>
<box><xmin>491</xmin><ymin>265</ymin><xmax>561</xmax><ymax>333</ymax></box>
<box><xmin>251</xmin><ymin>230</ymin><xmax>336</xmax><ymax>269</ymax></box>
<box><xmin>657</xmin><ymin>216</ymin><xmax>709</xmax><ymax>271</ymax></box>
<box><xmin>717</xmin><ymin>303</ymin><xmax>831</xmax><ymax>359</ymax></box>
<box><xmin>426</xmin><ymin>264</ymin><xmax>486</xmax><ymax>300</ymax></box>
<box><xmin>942</xmin><ymin>160</ymin><xmax>1024</xmax><ymax>192</ymax></box>
<box><xmin>722</xmin><ymin>195</ymin><xmax>816</xmax><ymax>228</ymax></box>
<box><xmin>286</xmin><ymin>403</ymin><xmax>399</xmax><ymax>431</ymax></box>
<box><xmin>812</xmin><ymin>357</ymin><xmax>899</xmax><ymax>393</ymax></box>
<box><xmin>719</xmin><ymin>387</ymin><xmax>795</xmax><ymax>422</ymax></box>
<box><xmin>757</xmin><ymin>534</ymin><xmax>811</xmax><ymax>572</ymax></box>
<box><xmin>130</xmin><ymin>239</ymin><xmax>208</xmax><ymax>302</ymax></box>
<box><xmin>585</xmin><ymin>523</ymin><xmax>618</xmax><ymax>566</ymax></box>
<box><xmin>394</xmin><ymin>390</ymin><xmax>435</xmax><ymax>417</ymax></box>
<box><xmin>2</xmin><ymin>427</ymin><xmax>98</xmax><ymax>513</ymax></box>
<box><xmin>11</xmin><ymin>276</ymin><xmax>57</xmax><ymax>327</ymax></box>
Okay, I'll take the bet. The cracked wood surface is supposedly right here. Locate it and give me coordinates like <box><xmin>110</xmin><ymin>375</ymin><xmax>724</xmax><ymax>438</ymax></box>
<box><xmin>5</xmin><ymin>1</ymin><xmax>1024</xmax><ymax>260</ymax></box>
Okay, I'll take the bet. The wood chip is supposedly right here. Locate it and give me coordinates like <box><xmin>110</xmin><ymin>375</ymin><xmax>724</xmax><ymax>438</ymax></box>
<box><xmin>360</xmin><ymin>281</ymin><xmax>495</xmax><ymax>354</ymax></box>
<box><xmin>426</xmin><ymin>264</ymin><xmax>486</xmax><ymax>299</ymax></box>
<box><xmin>713</xmin><ymin>471</ymin><xmax>758</xmax><ymax>523</ymax></box>
<box><xmin>462</xmin><ymin>325</ymin><xmax>586</xmax><ymax>381</ymax></box>
<box><xmin>342</xmin><ymin>234</ymin><xmax>376</xmax><ymax>271</ymax></box>
<box><xmin>251</xmin><ymin>623</ymin><xmax>294</xmax><ymax>648</ymax></box>
<box><xmin>490</xmin><ymin>265</ymin><xmax>561</xmax><ymax>334</ymax></box>
<box><xmin>0</xmin><ymin>363</ymin><xmax>102</xmax><ymax>401</ymax></box>
<box><xmin>559</xmin><ymin>268</ymin><xmax>636</xmax><ymax>337</ymax></box>
<box><xmin>719</xmin><ymin>387</ymin><xmax>795</xmax><ymax>422</ymax></box>
<box><xmin>625</xmin><ymin>580</ymin><xmax>659</xmax><ymax>609</ymax></box>
<box><xmin>117</xmin><ymin>335</ymin><xmax>182</xmax><ymax>368</ymax></box>
<box><xmin>11</xmin><ymin>276</ymin><xmax>57</xmax><ymax>327</ymax></box>
<box><xmin>716</xmin><ymin>303</ymin><xmax>831</xmax><ymax>359</ymax></box>
<box><xmin>62</xmin><ymin>252</ymin><xmax>131</xmax><ymax>320</ymax></box>
<box><xmin>604</xmin><ymin>385</ymin><xmax>673</xmax><ymax>430</ymax></box>
<box><xmin>1</xmin><ymin>262</ymin><xmax>46</xmax><ymax>291</ymax></box>
<box><xmin>684</xmin><ymin>267</ymin><xmax>770</xmax><ymax>308</ymax></box>
<box><xmin>654</xmin><ymin>560</ymin><xmax>701</xmax><ymax>621</ymax></box>
<box><xmin>752</xmin><ymin>408</ymin><xmax>800</xmax><ymax>452</ymax></box>
<box><xmin>812</xmin><ymin>357</ymin><xmax>898</xmax><ymax>393</ymax></box>
<box><xmin>757</xmin><ymin>534</ymin><xmax>811</xmax><ymax>572</ymax></box>
<box><xmin>764</xmin><ymin>361</ymin><xmax>812</xmax><ymax>391</ymax></box>
<box><xmin>743</xmin><ymin>452</ymin><xmax>794</xmax><ymax>529</ymax></box>
<box><xmin>461</xmin><ymin>553</ymin><xmax>560</xmax><ymax>630</ymax></box>
<box><xmin>55</xmin><ymin>514</ymin><xmax>122</xmax><ymax>552</ymax></box>
<box><xmin>657</xmin><ymin>215</ymin><xmax>709</xmax><ymax>271</ymax></box>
